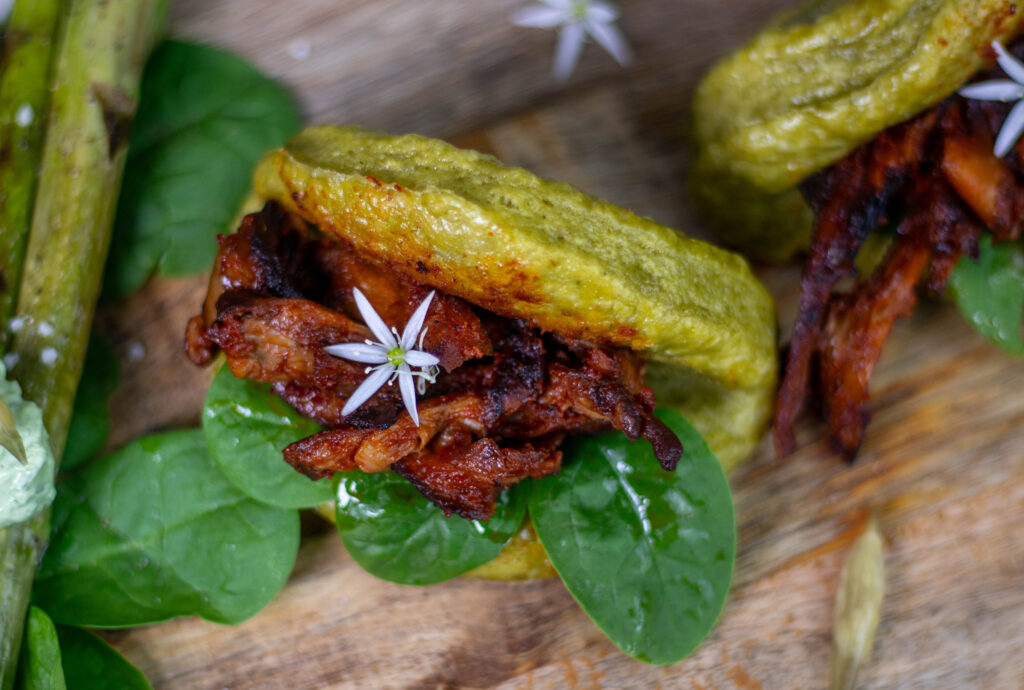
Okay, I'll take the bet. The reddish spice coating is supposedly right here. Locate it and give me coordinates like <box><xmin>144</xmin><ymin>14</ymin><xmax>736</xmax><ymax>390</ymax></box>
<box><xmin>818</xmin><ymin>220</ymin><xmax>930</xmax><ymax>454</ymax></box>
<box><xmin>774</xmin><ymin>113</ymin><xmax>939</xmax><ymax>458</ymax></box>
<box><xmin>394</xmin><ymin>436</ymin><xmax>561</xmax><ymax>522</ymax></box>
<box><xmin>186</xmin><ymin>202</ymin><xmax>682</xmax><ymax>519</ymax></box>
<box><xmin>775</xmin><ymin>38</ymin><xmax>1024</xmax><ymax>459</ymax></box>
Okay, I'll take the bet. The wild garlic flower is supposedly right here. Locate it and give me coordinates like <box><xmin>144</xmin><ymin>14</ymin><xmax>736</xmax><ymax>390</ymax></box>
<box><xmin>512</xmin><ymin>0</ymin><xmax>631</xmax><ymax>82</ymax></box>
<box><xmin>959</xmin><ymin>41</ymin><xmax>1024</xmax><ymax>157</ymax></box>
<box><xmin>326</xmin><ymin>288</ymin><xmax>440</xmax><ymax>426</ymax></box>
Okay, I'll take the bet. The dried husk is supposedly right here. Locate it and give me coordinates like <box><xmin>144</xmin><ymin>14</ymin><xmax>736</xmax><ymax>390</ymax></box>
<box><xmin>830</xmin><ymin>516</ymin><xmax>885</xmax><ymax>690</ymax></box>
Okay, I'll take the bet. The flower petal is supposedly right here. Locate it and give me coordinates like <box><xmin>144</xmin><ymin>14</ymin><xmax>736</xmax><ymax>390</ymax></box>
<box><xmin>959</xmin><ymin>80</ymin><xmax>1024</xmax><ymax>101</ymax></box>
<box><xmin>539</xmin><ymin>0</ymin><xmax>573</xmax><ymax>9</ymax></box>
<box><xmin>352</xmin><ymin>287</ymin><xmax>396</xmax><ymax>347</ymax></box>
<box><xmin>397</xmin><ymin>364</ymin><xmax>420</xmax><ymax>426</ymax></box>
<box><xmin>994</xmin><ymin>98</ymin><xmax>1024</xmax><ymax>157</ymax></box>
<box><xmin>553</xmin><ymin>21</ymin><xmax>585</xmax><ymax>81</ymax></box>
<box><xmin>341</xmin><ymin>365</ymin><xmax>394</xmax><ymax>416</ymax></box>
<box><xmin>512</xmin><ymin>6</ymin><xmax>569</xmax><ymax>28</ymax></box>
<box><xmin>401</xmin><ymin>291</ymin><xmax>436</xmax><ymax>350</ymax></box>
<box><xmin>993</xmin><ymin>41</ymin><xmax>1024</xmax><ymax>85</ymax></box>
<box><xmin>586</xmin><ymin>2</ymin><xmax>619</xmax><ymax>22</ymax></box>
<box><xmin>324</xmin><ymin>342</ymin><xmax>389</xmax><ymax>364</ymax></box>
<box><xmin>584</xmin><ymin>16</ymin><xmax>631</xmax><ymax>66</ymax></box>
<box><xmin>405</xmin><ymin>349</ymin><xmax>440</xmax><ymax>367</ymax></box>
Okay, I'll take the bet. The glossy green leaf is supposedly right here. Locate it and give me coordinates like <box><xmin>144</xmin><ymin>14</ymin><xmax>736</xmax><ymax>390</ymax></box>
<box><xmin>950</xmin><ymin>236</ymin><xmax>1024</xmax><ymax>356</ymax></box>
<box><xmin>62</xmin><ymin>333</ymin><xmax>120</xmax><ymax>470</ymax></box>
<box><xmin>104</xmin><ymin>39</ymin><xmax>301</xmax><ymax>298</ymax></box>
<box><xmin>335</xmin><ymin>472</ymin><xmax>527</xmax><ymax>585</ymax></box>
<box><xmin>54</xmin><ymin>625</ymin><xmax>151</xmax><ymax>690</ymax></box>
<box><xmin>15</xmin><ymin>606</ymin><xmax>65</xmax><ymax>690</ymax></box>
<box><xmin>33</xmin><ymin>429</ymin><xmax>299</xmax><ymax>627</ymax></box>
<box><xmin>203</xmin><ymin>365</ymin><xmax>334</xmax><ymax>509</ymax></box>
<box><xmin>529</xmin><ymin>410</ymin><xmax>735</xmax><ymax>665</ymax></box>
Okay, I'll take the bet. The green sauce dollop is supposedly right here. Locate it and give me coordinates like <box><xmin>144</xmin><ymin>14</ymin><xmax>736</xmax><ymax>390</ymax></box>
<box><xmin>0</xmin><ymin>362</ymin><xmax>55</xmax><ymax>527</ymax></box>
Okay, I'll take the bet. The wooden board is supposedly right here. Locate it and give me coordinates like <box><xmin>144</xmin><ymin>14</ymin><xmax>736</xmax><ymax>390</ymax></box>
<box><xmin>88</xmin><ymin>1</ymin><xmax>1024</xmax><ymax>688</ymax></box>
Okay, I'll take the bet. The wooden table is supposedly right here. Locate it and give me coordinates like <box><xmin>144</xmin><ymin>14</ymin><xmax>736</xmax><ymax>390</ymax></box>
<box><xmin>93</xmin><ymin>1</ymin><xmax>1024</xmax><ymax>687</ymax></box>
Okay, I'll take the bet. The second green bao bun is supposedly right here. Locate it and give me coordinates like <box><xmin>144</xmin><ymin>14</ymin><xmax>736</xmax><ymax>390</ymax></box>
<box><xmin>691</xmin><ymin>0</ymin><xmax>1024</xmax><ymax>261</ymax></box>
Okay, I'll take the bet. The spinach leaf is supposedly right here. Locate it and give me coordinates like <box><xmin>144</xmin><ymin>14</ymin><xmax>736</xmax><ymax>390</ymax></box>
<box><xmin>15</xmin><ymin>606</ymin><xmax>65</xmax><ymax>690</ymax></box>
<box><xmin>104</xmin><ymin>39</ymin><xmax>301</xmax><ymax>298</ymax></box>
<box><xmin>62</xmin><ymin>333</ymin><xmax>120</xmax><ymax>470</ymax></box>
<box><xmin>203</xmin><ymin>365</ymin><xmax>334</xmax><ymax>508</ymax></box>
<box><xmin>950</xmin><ymin>236</ymin><xmax>1024</xmax><ymax>356</ymax></box>
<box><xmin>34</xmin><ymin>429</ymin><xmax>299</xmax><ymax>627</ymax></box>
<box><xmin>529</xmin><ymin>410</ymin><xmax>735</xmax><ymax>665</ymax></box>
<box><xmin>54</xmin><ymin>625</ymin><xmax>151</xmax><ymax>689</ymax></box>
<box><xmin>15</xmin><ymin>607</ymin><xmax>151</xmax><ymax>689</ymax></box>
<box><xmin>335</xmin><ymin>472</ymin><xmax>527</xmax><ymax>585</ymax></box>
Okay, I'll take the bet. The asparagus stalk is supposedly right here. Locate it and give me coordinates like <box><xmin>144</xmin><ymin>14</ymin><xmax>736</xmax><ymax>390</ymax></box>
<box><xmin>0</xmin><ymin>1</ymin><xmax>162</xmax><ymax>686</ymax></box>
<box><xmin>0</xmin><ymin>0</ymin><xmax>60</xmax><ymax>466</ymax></box>
<box><xmin>0</xmin><ymin>0</ymin><xmax>63</xmax><ymax>343</ymax></box>
<box><xmin>0</xmin><ymin>0</ymin><xmax>64</xmax><ymax>674</ymax></box>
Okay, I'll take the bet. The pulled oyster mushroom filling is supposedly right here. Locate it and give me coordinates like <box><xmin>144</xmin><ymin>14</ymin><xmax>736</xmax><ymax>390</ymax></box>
<box><xmin>186</xmin><ymin>202</ymin><xmax>682</xmax><ymax>520</ymax></box>
<box><xmin>775</xmin><ymin>38</ymin><xmax>1024</xmax><ymax>459</ymax></box>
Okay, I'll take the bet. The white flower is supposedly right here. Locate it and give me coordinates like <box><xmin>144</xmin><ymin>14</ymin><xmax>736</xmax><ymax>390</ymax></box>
<box><xmin>512</xmin><ymin>0</ymin><xmax>632</xmax><ymax>82</ymax></box>
<box><xmin>959</xmin><ymin>41</ymin><xmax>1024</xmax><ymax>158</ymax></box>
<box><xmin>326</xmin><ymin>288</ymin><xmax>440</xmax><ymax>426</ymax></box>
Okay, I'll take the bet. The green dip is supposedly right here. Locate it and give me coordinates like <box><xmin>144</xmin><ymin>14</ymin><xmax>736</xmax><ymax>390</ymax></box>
<box><xmin>0</xmin><ymin>362</ymin><xmax>55</xmax><ymax>527</ymax></box>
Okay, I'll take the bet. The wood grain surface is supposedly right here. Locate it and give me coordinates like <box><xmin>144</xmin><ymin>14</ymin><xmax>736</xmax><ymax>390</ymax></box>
<box><xmin>88</xmin><ymin>1</ymin><xmax>1024</xmax><ymax>688</ymax></box>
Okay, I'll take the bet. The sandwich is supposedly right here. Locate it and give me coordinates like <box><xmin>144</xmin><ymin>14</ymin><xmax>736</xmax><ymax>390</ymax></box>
<box><xmin>188</xmin><ymin>125</ymin><xmax>776</xmax><ymax>518</ymax></box>
<box><xmin>692</xmin><ymin>0</ymin><xmax>1024</xmax><ymax>457</ymax></box>
<box><xmin>184</xmin><ymin>125</ymin><xmax>777</xmax><ymax>662</ymax></box>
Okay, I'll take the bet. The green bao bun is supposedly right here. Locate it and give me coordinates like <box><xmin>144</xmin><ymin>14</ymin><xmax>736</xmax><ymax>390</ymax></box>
<box><xmin>692</xmin><ymin>0</ymin><xmax>1024</xmax><ymax>261</ymax></box>
<box><xmin>254</xmin><ymin>125</ymin><xmax>777</xmax><ymax>469</ymax></box>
